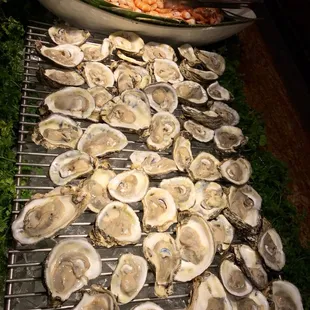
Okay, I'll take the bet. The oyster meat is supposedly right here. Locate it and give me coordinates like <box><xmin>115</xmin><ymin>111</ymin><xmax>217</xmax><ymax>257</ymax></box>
<box><xmin>32</xmin><ymin>114</ymin><xmax>83</xmax><ymax>149</ymax></box>
<box><xmin>210</xmin><ymin>101</ymin><xmax>240</xmax><ymax>126</ymax></box>
<box><xmin>192</xmin><ymin>182</ymin><xmax>228</xmax><ymax>220</ymax></box>
<box><xmin>143</xmin><ymin>232</ymin><xmax>181</xmax><ymax>297</ymax></box>
<box><xmin>224</xmin><ymin>185</ymin><xmax>262</xmax><ymax>234</ymax></box>
<box><xmin>35</xmin><ymin>41</ymin><xmax>84</xmax><ymax>68</ymax></box>
<box><xmin>144</xmin><ymin>82</ymin><xmax>178</xmax><ymax>113</ymax></box>
<box><xmin>130</xmin><ymin>151</ymin><xmax>177</xmax><ymax>176</ymax></box>
<box><xmin>220</xmin><ymin>158</ymin><xmax>252</xmax><ymax>185</ymax></box>
<box><xmin>207</xmin><ymin>81</ymin><xmax>230</xmax><ymax>101</ymax></box>
<box><xmin>77</xmin><ymin>124</ymin><xmax>128</xmax><ymax>158</ymax></box>
<box><xmin>73</xmin><ymin>285</ymin><xmax>119</xmax><ymax>310</ymax></box>
<box><xmin>231</xmin><ymin>290</ymin><xmax>269</xmax><ymax>310</ymax></box>
<box><xmin>48</xmin><ymin>25</ymin><xmax>90</xmax><ymax>45</ymax></box>
<box><xmin>111</xmin><ymin>254</ymin><xmax>148</xmax><ymax>304</ymax></box>
<box><xmin>272</xmin><ymin>281</ymin><xmax>303</xmax><ymax>310</ymax></box>
<box><xmin>132</xmin><ymin>302</ymin><xmax>164</xmax><ymax>310</ymax></box>
<box><xmin>88</xmin><ymin>86</ymin><xmax>114</xmax><ymax>122</ymax></box>
<box><xmin>109</xmin><ymin>31</ymin><xmax>144</xmax><ymax>54</ymax></box>
<box><xmin>49</xmin><ymin>150</ymin><xmax>97</xmax><ymax>185</ymax></box>
<box><xmin>178</xmin><ymin>44</ymin><xmax>200</xmax><ymax>67</ymax></box>
<box><xmin>189</xmin><ymin>152</ymin><xmax>221</xmax><ymax>182</ymax></box>
<box><xmin>214</xmin><ymin>126</ymin><xmax>248</xmax><ymax>152</ymax></box>
<box><xmin>234</xmin><ymin>244</ymin><xmax>268</xmax><ymax>290</ymax></box>
<box><xmin>80</xmin><ymin>41</ymin><xmax>110</xmax><ymax>62</ymax></box>
<box><xmin>220</xmin><ymin>255</ymin><xmax>253</xmax><ymax>297</ymax></box>
<box><xmin>175</xmin><ymin>212</ymin><xmax>215</xmax><ymax>282</ymax></box>
<box><xmin>188</xmin><ymin>271</ymin><xmax>232</xmax><ymax>310</ymax></box>
<box><xmin>195</xmin><ymin>49</ymin><xmax>226</xmax><ymax>76</ymax></box>
<box><xmin>153</xmin><ymin>59</ymin><xmax>184</xmax><ymax>84</ymax></box>
<box><xmin>173</xmin><ymin>81</ymin><xmax>208</xmax><ymax>105</ymax></box>
<box><xmin>45</xmin><ymin>238</ymin><xmax>102</xmax><ymax>301</ymax></box>
<box><xmin>142</xmin><ymin>187</ymin><xmax>177</xmax><ymax>232</ymax></box>
<box><xmin>12</xmin><ymin>187</ymin><xmax>88</xmax><ymax>244</ymax></box>
<box><xmin>182</xmin><ymin>105</ymin><xmax>223</xmax><ymax>130</ymax></box>
<box><xmin>90</xmin><ymin>201</ymin><xmax>141</xmax><ymax>247</ymax></box>
<box><xmin>184</xmin><ymin>120</ymin><xmax>214</xmax><ymax>143</ymax></box>
<box><xmin>209</xmin><ymin>214</ymin><xmax>234</xmax><ymax>254</ymax></box>
<box><xmin>147</xmin><ymin>112</ymin><xmax>180</xmax><ymax>151</ymax></box>
<box><xmin>80</xmin><ymin>168</ymin><xmax>116</xmax><ymax>213</ymax></box>
<box><xmin>173</xmin><ymin>135</ymin><xmax>193</xmax><ymax>172</ymax></box>
<box><xmin>82</xmin><ymin>62</ymin><xmax>114</xmax><ymax>88</ymax></box>
<box><xmin>143</xmin><ymin>42</ymin><xmax>177</xmax><ymax>62</ymax></box>
<box><xmin>160</xmin><ymin>177</ymin><xmax>196</xmax><ymax>211</ymax></box>
<box><xmin>101</xmin><ymin>89</ymin><xmax>151</xmax><ymax>130</ymax></box>
<box><xmin>37</xmin><ymin>67</ymin><xmax>85</xmax><ymax>88</ymax></box>
<box><xmin>108</xmin><ymin>169</ymin><xmax>149</xmax><ymax>203</ymax></box>
<box><xmin>43</xmin><ymin>87</ymin><xmax>95</xmax><ymax>119</ymax></box>
<box><xmin>258</xmin><ymin>227</ymin><xmax>285</xmax><ymax>271</ymax></box>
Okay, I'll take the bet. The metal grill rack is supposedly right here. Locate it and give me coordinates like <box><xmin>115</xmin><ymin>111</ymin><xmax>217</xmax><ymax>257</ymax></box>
<box><xmin>5</xmin><ymin>20</ymin><xmax>227</xmax><ymax>310</ymax></box>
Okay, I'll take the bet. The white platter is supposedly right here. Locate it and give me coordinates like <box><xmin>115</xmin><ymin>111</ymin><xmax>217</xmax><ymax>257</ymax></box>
<box><xmin>39</xmin><ymin>0</ymin><xmax>256</xmax><ymax>46</ymax></box>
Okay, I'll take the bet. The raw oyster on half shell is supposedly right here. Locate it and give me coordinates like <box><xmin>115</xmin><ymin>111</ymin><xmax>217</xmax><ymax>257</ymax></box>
<box><xmin>48</xmin><ymin>25</ymin><xmax>90</xmax><ymax>45</ymax></box>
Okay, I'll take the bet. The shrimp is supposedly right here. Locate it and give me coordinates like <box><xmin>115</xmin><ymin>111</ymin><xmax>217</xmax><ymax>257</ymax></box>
<box><xmin>134</xmin><ymin>0</ymin><xmax>157</xmax><ymax>12</ymax></box>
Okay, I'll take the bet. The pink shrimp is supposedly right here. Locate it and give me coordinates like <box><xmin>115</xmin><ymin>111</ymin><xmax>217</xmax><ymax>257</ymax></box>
<box><xmin>134</xmin><ymin>0</ymin><xmax>157</xmax><ymax>12</ymax></box>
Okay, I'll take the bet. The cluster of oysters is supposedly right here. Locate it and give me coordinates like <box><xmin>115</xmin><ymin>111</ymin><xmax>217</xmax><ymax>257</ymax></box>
<box><xmin>12</xmin><ymin>25</ymin><xmax>304</xmax><ymax>310</ymax></box>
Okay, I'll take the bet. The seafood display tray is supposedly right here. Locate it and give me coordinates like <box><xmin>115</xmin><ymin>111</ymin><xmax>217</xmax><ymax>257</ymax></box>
<box><xmin>5</xmin><ymin>20</ymin><xmax>230</xmax><ymax>310</ymax></box>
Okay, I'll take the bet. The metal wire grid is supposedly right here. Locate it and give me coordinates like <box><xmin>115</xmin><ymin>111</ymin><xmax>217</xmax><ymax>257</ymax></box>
<box><xmin>4</xmin><ymin>19</ymin><xmax>226</xmax><ymax>310</ymax></box>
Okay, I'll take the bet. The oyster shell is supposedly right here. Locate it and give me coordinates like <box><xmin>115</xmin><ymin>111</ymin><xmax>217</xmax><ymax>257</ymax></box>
<box><xmin>82</xmin><ymin>62</ymin><xmax>114</xmax><ymax>88</ymax></box>
<box><xmin>182</xmin><ymin>105</ymin><xmax>223</xmax><ymax>130</ymax></box>
<box><xmin>143</xmin><ymin>232</ymin><xmax>181</xmax><ymax>297</ymax></box>
<box><xmin>207</xmin><ymin>81</ymin><xmax>231</xmax><ymax>101</ymax></box>
<box><xmin>90</xmin><ymin>201</ymin><xmax>141</xmax><ymax>247</ymax></box>
<box><xmin>80</xmin><ymin>41</ymin><xmax>110</xmax><ymax>62</ymax></box>
<box><xmin>108</xmin><ymin>169</ymin><xmax>149</xmax><ymax>203</ymax></box>
<box><xmin>220</xmin><ymin>255</ymin><xmax>253</xmax><ymax>297</ymax></box>
<box><xmin>130</xmin><ymin>151</ymin><xmax>177</xmax><ymax>176</ymax></box>
<box><xmin>178</xmin><ymin>44</ymin><xmax>200</xmax><ymax>67</ymax></box>
<box><xmin>175</xmin><ymin>212</ymin><xmax>215</xmax><ymax>282</ymax></box>
<box><xmin>214</xmin><ymin>126</ymin><xmax>248</xmax><ymax>152</ymax></box>
<box><xmin>147</xmin><ymin>112</ymin><xmax>180</xmax><ymax>151</ymax></box>
<box><xmin>35</xmin><ymin>41</ymin><xmax>84</xmax><ymax>68</ymax></box>
<box><xmin>111</xmin><ymin>254</ymin><xmax>147</xmax><ymax>304</ymax></box>
<box><xmin>101</xmin><ymin>89</ymin><xmax>151</xmax><ymax>131</ymax></box>
<box><xmin>131</xmin><ymin>302</ymin><xmax>163</xmax><ymax>310</ymax></box>
<box><xmin>179</xmin><ymin>60</ymin><xmax>218</xmax><ymax>83</ymax></box>
<box><xmin>192</xmin><ymin>182</ymin><xmax>228</xmax><ymax>220</ymax></box>
<box><xmin>220</xmin><ymin>158</ymin><xmax>252</xmax><ymax>185</ymax></box>
<box><xmin>49</xmin><ymin>150</ymin><xmax>97</xmax><ymax>186</ymax></box>
<box><xmin>144</xmin><ymin>82</ymin><xmax>178</xmax><ymax>113</ymax></box>
<box><xmin>109</xmin><ymin>31</ymin><xmax>144</xmax><ymax>54</ymax></box>
<box><xmin>77</xmin><ymin>124</ymin><xmax>128</xmax><ymax>157</ymax></box>
<box><xmin>12</xmin><ymin>187</ymin><xmax>88</xmax><ymax>244</ymax></box>
<box><xmin>48</xmin><ymin>25</ymin><xmax>90</xmax><ymax>45</ymax></box>
<box><xmin>184</xmin><ymin>120</ymin><xmax>214</xmax><ymax>143</ymax></box>
<box><xmin>88</xmin><ymin>86</ymin><xmax>114</xmax><ymax>122</ymax></box>
<box><xmin>142</xmin><ymin>187</ymin><xmax>177</xmax><ymax>232</ymax></box>
<box><xmin>210</xmin><ymin>101</ymin><xmax>240</xmax><ymax>126</ymax></box>
<box><xmin>231</xmin><ymin>290</ymin><xmax>269</xmax><ymax>310</ymax></box>
<box><xmin>32</xmin><ymin>114</ymin><xmax>83</xmax><ymax>149</ymax></box>
<box><xmin>209</xmin><ymin>214</ymin><xmax>234</xmax><ymax>254</ymax></box>
<box><xmin>143</xmin><ymin>42</ymin><xmax>177</xmax><ymax>62</ymax></box>
<box><xmin>258</xmin><ymin>227</ymin><xmax>285</xmax><ymax>271</ymax></box>
<box><xmin>272</xmin><ymin>281</ymin><xmax>303</xmax><ymax>310</ymax></box>
<box><xmin>80</xmin><ymin>168</ymin><xmax>116</xmax><ymax>213</ymax></box>
<box><xmin>42</xmin><ymin>87</ymin><xmax>95</xmax><ymax>119</ymax></box>
<box><xmin>195</xmin><ymin>49</ymin><xmax>226</xmax><ymax>76</ymax></box>
<box><xmin>73</xmin><ymin>285</ymin><xmax>119</xmax><ymax>310</ymax></box>
<box><xmin>37</xmin><ymin>67</ymin><xmax>85</xmax><ymax>88</ymax></box>
<box><xmin>173</xmin><ymin>81</ymin><xmax>208</xmax><ymax>105</ymax></box>
<box><xmin>160</xmin><ymin>177</ymin><xmax>196</xmax><ymax>211</ymax></box>
<box><xmin>116</xmin><ymin>50</ymin><xmax>147</xmax><ymax>67</ymax></box>
<box><xmin>45</xmin><ymin>238</ymin><xmax>102</xmax><ymax>302</ymax></box>
<box><xmin>224</xmin><ymin>185</ymin><xmax>262</xmax><ymax>234</ymax></box>
<box><xmin>173</xmin><ymin>135</ymin><xmax>193</xmax><ymax>172</ymax></box>
<box><xmin>234</xmin><ymin>244</ymin><xmax>268</xmax><ymax>290</ymax></box>
<box><xmin>189</xmin><ymin>152</ymin><xmax>221</xmax><ymax>182</ymax></box>
<box><xmin>188</xmin><ymin>271</ymin><xmax>232</xmax><ymax>310</ymax></box>
<box><xmin>153</xmin><ymin>59</ymin><xmax>184</xmax><ymax>84</ymax></box>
